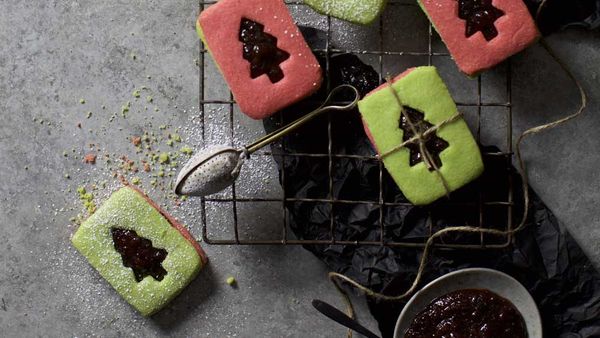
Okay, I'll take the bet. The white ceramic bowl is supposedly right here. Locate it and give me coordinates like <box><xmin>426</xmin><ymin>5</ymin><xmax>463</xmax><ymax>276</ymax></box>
<box><xmin>394</xmin><ymin>268</ymin><xmax>542</xmax><ymax>338</ymax></box>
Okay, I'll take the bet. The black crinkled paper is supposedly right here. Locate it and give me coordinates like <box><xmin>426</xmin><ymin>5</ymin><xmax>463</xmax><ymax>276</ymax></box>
<box><xmin>263</xmin><ymin>27</ymin><xmax>600</xmax><ymax>338</ymax></box>
<box><xmin>524</xmin><ymin>0</ymin><xmax>600</xmax><ymax>35</ymax></box>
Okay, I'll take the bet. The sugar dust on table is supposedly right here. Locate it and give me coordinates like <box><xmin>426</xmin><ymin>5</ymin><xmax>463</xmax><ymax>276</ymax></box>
<box><xmin>68</xmin><ymin>0</ymin><xmax>589</xmax><ymax>336</ymax></box>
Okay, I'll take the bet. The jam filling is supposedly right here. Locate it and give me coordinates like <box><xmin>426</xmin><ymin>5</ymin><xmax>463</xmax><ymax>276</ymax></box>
<box><xmin>457</xmin><ymin>0</ymin><xmax>505</xmax><ymax>41</ymax></box>
<box><xmin>239</xmin><ymin>18</ymin><xmax>290</xmax><ymax>83</ymax></box>
<box><xmin>399</xmin><ymin>107</ymin><xmax>449</xmax><ymax>170</ymax></box>
<box><xmin>405</xmin><ymin>289</ymin><xmax>527</xmax><ymax>338</ymax></box>
<box><xmin>111</xmin><ymin>228</ymin><xmax>168</xmax><ymax>282</ymax></box>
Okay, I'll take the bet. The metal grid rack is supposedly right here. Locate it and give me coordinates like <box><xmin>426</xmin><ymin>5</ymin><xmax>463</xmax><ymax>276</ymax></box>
<box><xmin>197</xmin><ymin>0</ymin><xmax>515</xmax><ymax>249</ymax></box>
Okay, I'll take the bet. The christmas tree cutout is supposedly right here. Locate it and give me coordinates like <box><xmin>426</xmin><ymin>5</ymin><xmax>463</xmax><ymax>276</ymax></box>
<box><xmin>457</xmin><ymin>0</ymin><xmax>505</xmax><ymax>41</ymax></box>
<box><xmin>239</xmin><ymin>18</ymin><xmax>290</xmax><ymax>83</ymax></box>
<box><xmin>111</xmin><ymin>228</ymin><xmax>168</xmax><ymax>282</ymax></box>
<box><xmin>399</xmin><ymin>107</ymin><xmax>449</xmax><ymax>170</ymax></box>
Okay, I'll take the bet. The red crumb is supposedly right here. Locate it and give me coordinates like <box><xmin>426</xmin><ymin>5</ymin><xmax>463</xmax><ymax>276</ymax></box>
<box><xmin>77</xmin><ymin>122</ymin><xmax>82</xmax><ymax>129</ymax></box>
<box><xmin>143</xmin><ymin>163</ymin><xmax>151</xmax><ymax>172</ymax></box>
<box><xmin>83</xmin><ymin>153</ymin><xmax>97</xmax><ymax>164</ymax></box>
<box><xmin>131</xmin><ymin>136</ymin><xmax>142</xmax><ymax>146</ymax></box>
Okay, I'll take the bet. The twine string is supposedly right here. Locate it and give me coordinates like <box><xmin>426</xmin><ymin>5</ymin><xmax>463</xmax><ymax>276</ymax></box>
<box><xmin>379</xmin><ymin>112</ymin><xmax>463</xmax><ymax>160</ymax></box>
<box><xmin>329</xmin><ymin>36</ymin><xmax>587</xmax><ymax>338</ymax></box>
<box><xmin>381</xmin><ymin>77</ymin><xmax>459</xmax><ymax>196</ymax></box>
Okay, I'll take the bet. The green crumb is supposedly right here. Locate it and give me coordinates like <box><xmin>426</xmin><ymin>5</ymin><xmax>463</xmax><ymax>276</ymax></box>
<box><xmin>180</xmin><ymin>146</ymin><xmax>193</xmax><ymax>155</ymax></box>
<box><xmin>131</xmin><ymin>53</ymin><xmax>137</xmax><ymax>60</ymax></box>
<box><xmin>86</xmin><ymin>111</ymin><xmax>93</xmax><ymax>119</ymax></box>
<box><xmin>63</xmin><ymin>151</ymin><xmax>68</xmax><ymax>157</ymax></box>
<box><xmin>166</xmin><ymin>139</ymin><xmax>174</xmax><ymax>147</ymax></box>
<box><xmin>133</xmin><ymin>90</ymin><xmax>141</xmax><ymax>98</ymax></box>
<box><xmin>169</xmin><ymin>161</ymin><xmax>178</xmax><ymax>168</ymax></box>
<box><xmin>80</xmin><ymin>99</ymin><xmax>86</xmax><ymax>104</ymax></box>
<box><xmin>150</xmin><ymin>179</ymin><xmax>157</xmax><ymax>186</ymax></box>
<box><xmin>64</xmin><ymin>173</ymin><xmax>70</xmax><ymax>179</ymax></box>
<box><xmin>147</xmin><ymin>75</ymin><xmax>152</xmax><ymax>79</ymax></box>
<box><xmin>121</xmin><ymin>101</ymin><xmax>131</xmax><ymax>116</ymax></box>
<box><xmin>159</xmin><ymin>125</ymin><xmax>167</xmax><ymax>130</ymax></box>
<box><xmin>226</xmin><ymin>277</ymin><xmax>236</xmax><ymax>286</ymax></box>
<box><xmin>146</xmin><ymin>95</ymin><xmax>153</xmax><ymax>103</ymax></box>
<box><xmin>158</xmin><ymin>153</ymin><xmax>170</xmax><ymax>164</ymax></box>
<box><xmin>141</xmin><ymin>86</ymin><xmax>148</xmax><ymax>90</ymax></box>
<box><xmin>180</xmin><ymin>196</ymin><xmax>188</xmax><ymax>201</ymax></box>
<box><xmin>84</xmin><ymin>200</ymin><xmax>96</xmax><ymax>214</ymax></box>
<box><xmin>158</xmin><ymin>170</ymin><xmax>165</xmax><ymax>178</ymax></box>
<box><xmin>131</xmin><ymin>177</ymin><xmax>141</xmax><ymax>185</ymax></box>
<box><xmin>171</xmin><ymin>134</ymin><xmax>182</xmax><ymax>143</ymax></box>
<box><xmin>77</xmin><ymin>186</ymin><xmax>96</xmax><ymax>214</ymax></box>
<box><xmin>154</xmin><ymin>107</ymin><xmax>159</xmax><ymax>112</ymax></box>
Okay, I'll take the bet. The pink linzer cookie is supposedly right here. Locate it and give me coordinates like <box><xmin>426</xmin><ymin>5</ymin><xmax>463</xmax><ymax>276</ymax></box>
<box><xmin>197</xmin><ymin>0</ymin><xmax>323</xmax><ymax>119</ymax></box>
<box><xmin>418</xmin><ymin>0</ymin><xmax>540</xmax><ymax>76</ymax></box>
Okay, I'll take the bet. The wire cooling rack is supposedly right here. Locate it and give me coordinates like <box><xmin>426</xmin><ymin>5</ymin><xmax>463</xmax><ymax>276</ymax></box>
<box><xmin>197</xmin><ymin>0</ymin><xmax>515</xmax><ymax>248</ymax></box>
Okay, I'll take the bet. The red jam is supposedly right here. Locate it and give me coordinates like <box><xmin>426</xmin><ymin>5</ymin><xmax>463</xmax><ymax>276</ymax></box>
<box><xmin>399</xmin><ymin>107</ymin><xmax>449</xmax><ymax>170</ymax></box>
<box><xmin>111</xmin><ymin>228</ymin><xmax>168</xmax><ymax>282</ymax></box>
<box><xmin>405</xmin><ymin>289</ymin><xmax>527</xmax><ymax>338</ymax></box>
<box><xmin>239</xmin><ymin>18</ymin><xmax>290</xmax><ymax>83</ymax></box>
<box><xmin>458</xmin><ymin>0</ymin><xmax>505</xmax><ymax>41</ymax></box>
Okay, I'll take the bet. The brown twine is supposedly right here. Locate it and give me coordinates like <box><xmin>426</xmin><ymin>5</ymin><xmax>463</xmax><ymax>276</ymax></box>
<box><xmin>380</xmin><ymin>76</ymin><xmax>465</xmax><ymax>197</ymax></box>
<box><xmin>329</xmin><ymin>31</ymin><xmax>587</xmax><ymax>338</ymax></box>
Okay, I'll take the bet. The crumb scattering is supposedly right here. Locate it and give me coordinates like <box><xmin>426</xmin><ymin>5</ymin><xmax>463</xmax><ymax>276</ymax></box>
<box><xmin>83</xmin><ymin>153</ymin><xmax>97</xmax><ymax>165</ymax></box>
<box><xmin>131</xmin><ymin>136</ymin><xmax>142</xmax><ymax>146</ymax></box>
<box><xmin>158</xmin><ymin>153</ymin><xmax>170</xmax><ymax>164</ymax></box>
<box><xmin>180</xmin><ymin>146</ymin><xmax>193</xmax><ymax>155</ymax></box>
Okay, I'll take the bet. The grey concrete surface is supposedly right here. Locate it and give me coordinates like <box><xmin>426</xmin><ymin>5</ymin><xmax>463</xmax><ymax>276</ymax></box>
<box><xmin>0</xmin><ymin>0</ymin><xmax>599</xmax><ymax>337</ymax></box>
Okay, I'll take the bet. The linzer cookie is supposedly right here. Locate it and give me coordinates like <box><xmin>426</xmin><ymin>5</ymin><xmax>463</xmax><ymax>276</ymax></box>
<box><xmin>359</xmin><ymin>66</ymin><xmax>484</xmax><ymax>205</ymax></box>
<box><xmin>304</xmin><ymin>0</ymin><xmax>387</xmax><ymax>25</ymax></box>
<box><xmin>197</xmin><ymin>0</ymin><xmax>323</xmax><ymax>119</ymax></box>
<box><xmin>71</xmin><ymin>186</ymin><xmax>207</xmax><ymax>316</ymax></box>
<box><xmin>418</xmin><ymin>0</ymin><xmax>539</xmax><ymax>76</ymax></box>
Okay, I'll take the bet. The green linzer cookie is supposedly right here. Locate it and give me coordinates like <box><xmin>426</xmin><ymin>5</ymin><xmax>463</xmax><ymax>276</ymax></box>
<box><xmin>304</xmin><ymin>0</ymin><xmax>387</xmax><ymax>25</ymax></box>
<box><xmin>359</xmin><ymin>66</ymin><xmax>484</xmax><ymax>205</ymax></box>
<box><xmin>72</xmin><ymin>186</ymin><xmax>207</xmax><ymax>316</ymax></box>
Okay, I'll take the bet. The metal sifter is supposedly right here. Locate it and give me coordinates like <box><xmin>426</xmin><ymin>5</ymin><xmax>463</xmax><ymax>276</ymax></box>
<box><xmin>175</xmin><ymin>84</ymin><xmax>360</xmax><ymax>197</ymax></box>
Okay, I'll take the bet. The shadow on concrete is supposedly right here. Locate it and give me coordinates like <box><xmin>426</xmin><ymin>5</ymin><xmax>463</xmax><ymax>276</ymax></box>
<box><xmin>150</xmin><ymin>262</ymin><xmax>217</xmax><ymax>331</ymax></box>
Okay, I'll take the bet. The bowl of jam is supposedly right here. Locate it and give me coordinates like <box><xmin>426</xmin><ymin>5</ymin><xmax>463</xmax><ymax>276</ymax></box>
<box><xmin>394</xmin><ymin>268</ymin><xmax>542</xmax><ymax>338</ymax></box>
